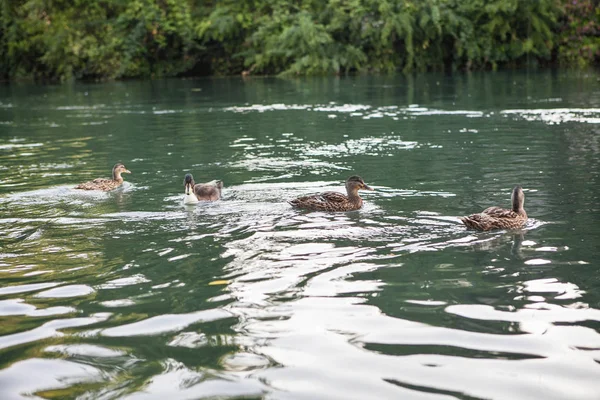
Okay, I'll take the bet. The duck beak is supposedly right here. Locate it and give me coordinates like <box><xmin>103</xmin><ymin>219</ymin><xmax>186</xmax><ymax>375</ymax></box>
<box><xmin>363</xmin><ymin>184</ymin><xmax>374</xmax><ymax>191</ymax></box>
<box><xmin>123</xmin><ymin>169</ymin><xmax>131</xmax><ymax>174</ymax></box>
<box><xmin>185</xmin><ymin>183</ymin><xmax>192</xmax><ymax>195</ymax></box>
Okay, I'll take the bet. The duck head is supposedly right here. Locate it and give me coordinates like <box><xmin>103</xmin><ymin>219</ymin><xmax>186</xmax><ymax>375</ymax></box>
<box><xmin>112</xmin><ymin>163</ymin><xmax>131</xmax><ymax>180</ymax></box>
<box><xmin>511</xmin><ymin>185</ymin><xmax>525</xmax><ymax>212</ymax></box>
<box><xmin>183</xmin><ymin>173</ymin><xmax>199</xmax><ymax>205</ymax></box>
<box><xmin>346</xmin><ymin>175</ymin><xmax>373</xmax><ymax>193</ymax></box>
<box><xmin>184</xmin><ymin>173</ymin><xmax>196</xmax><ymax>195</ymax></box>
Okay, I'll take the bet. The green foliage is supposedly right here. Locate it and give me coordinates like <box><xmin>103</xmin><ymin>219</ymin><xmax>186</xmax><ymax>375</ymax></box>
<box><xmin>557</xmin><ymin>0</ymin><xmax>600</xmax><ymax>67</ymax></box>
<box><xmin>444</xmin><ymin>0</ymin><xmax>560</xmax><ymax>69</ymax></box>
<box><xmin>195</xmin><ymin>0</ymin><xmax>259</xmax><ymax>74</ymax></box>
<box><xmin>242</xmin><ymin>8</ymin><xmax>367</xmax><ymax>75</ymax></box>
<box><xmin>0</xmin><ymin>0</ymin><xmax>200</xmax><ymax>80</ymax></box>
<box><xmin>0</xmin><ymin>0</ymin><xmax>597</xmax><ymax>81</ymax></box>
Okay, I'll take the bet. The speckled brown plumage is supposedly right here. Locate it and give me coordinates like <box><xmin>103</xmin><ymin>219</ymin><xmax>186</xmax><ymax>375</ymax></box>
<box><xmin>289</xmin><ymin>176</ymin><xmax>374</xmax><ymax>212</ymax></box>
<box><xmin>461</xmin><ymin>186</ymin><xmax>527</xmax><ymax>231</ymax></box>
<box><xmin>75</xmin><ymin>163</ymin><xmax>131</xmax><ymax>191</ymax></box>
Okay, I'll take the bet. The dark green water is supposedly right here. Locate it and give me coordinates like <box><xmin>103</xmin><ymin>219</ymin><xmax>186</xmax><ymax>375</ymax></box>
<box><xmin>0</xmin><ymin>71</ymin><xmax>599</xmax><ymax>400</ymax></box>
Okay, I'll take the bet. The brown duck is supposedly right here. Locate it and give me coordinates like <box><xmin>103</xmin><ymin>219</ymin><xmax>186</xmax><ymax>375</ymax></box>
<box><xmin>460</xmin><ymin>186</ymin><xmax>527</xmax><ymax>231</ymax></box>
<box><xmin>183</xmin><ymin>173</ymin><xmax>223</xmax><ymax>204</ymax></box>
<box><xmin>289</xmin><ymin>176</ymin><xmax>374</xmax><ymax>212</ymax></box>
<box><xmin>75</xmin><ymin>163</ymin><xmax>131</xmax><ymax>191</ymax></box>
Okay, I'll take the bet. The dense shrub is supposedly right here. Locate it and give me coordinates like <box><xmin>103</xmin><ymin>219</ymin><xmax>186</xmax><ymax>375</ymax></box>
<box><xmin>557</xmin><ymin>0</ymin><xmax>600</xmax><ymax>67</ymax></box>
<box><xmin>0</xmin><ymin>0</ymin><xmax>597</xmax><ymax>81</ymax></box>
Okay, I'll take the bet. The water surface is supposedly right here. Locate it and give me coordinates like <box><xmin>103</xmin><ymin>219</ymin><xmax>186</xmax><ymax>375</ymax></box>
<box><xmin>1</xmin><ymin>71</ymin><xmax>599</xmax><ymax>399</ymax></box>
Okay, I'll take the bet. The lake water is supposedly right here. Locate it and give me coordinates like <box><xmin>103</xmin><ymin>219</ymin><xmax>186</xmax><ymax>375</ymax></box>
<box><xmin>0</xmin><ymin>71</ymin><xmax>599</xmax><ymax>400</ymax></box>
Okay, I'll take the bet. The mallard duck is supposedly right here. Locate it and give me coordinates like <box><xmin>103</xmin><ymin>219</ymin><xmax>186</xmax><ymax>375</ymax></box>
<box><xmin>75</xmin><ymin>163</ymin><xmax>131</xmax><ymax>191</ymax></box>
<box><xmin>183</xmin><ymin>173</ymin><xmax>223</xmax><ymax>204</ymax></box>
<box><xmin>460</xmin><ymin>186</ymin><xmax>527</xmax><ymax>231</ymax></box>
<box><xmin>289</xmin><ymin>175</ymin><xmax>374</xmax><ymax>212</ymax></box>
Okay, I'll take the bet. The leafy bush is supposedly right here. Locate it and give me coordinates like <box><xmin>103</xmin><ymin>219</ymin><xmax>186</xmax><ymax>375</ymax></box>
<box><xmin>557</xmin><ymin>0</ymin><xmax>600</xmax><ymax>67</ymax></box>
<box><xmin>0</xmin><ymin>0</ymin><xmax>597</xmax><ymax>81</ymax></box>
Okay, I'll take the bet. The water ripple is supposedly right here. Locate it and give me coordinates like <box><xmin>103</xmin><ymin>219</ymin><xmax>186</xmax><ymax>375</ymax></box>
<box><xmin>101</xmin><ymin>309</ymin><xmax>231</xmax><ymax>337</ymax></box>
<box><xmin>1</xmin><ymin>75</ymin><xmax>599</xmax><ymax>399</ymax></box>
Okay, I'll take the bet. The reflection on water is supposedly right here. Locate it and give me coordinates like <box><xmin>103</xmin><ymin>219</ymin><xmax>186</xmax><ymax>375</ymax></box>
<box><xmin>0</xmin><ymin>72</ymin><xmax>599</xmax><ymax>399</ymax></box>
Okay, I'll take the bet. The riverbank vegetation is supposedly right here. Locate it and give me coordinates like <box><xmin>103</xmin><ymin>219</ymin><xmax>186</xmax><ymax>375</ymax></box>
<box><xmin>1</xmin><ymin>0</ymin><xmax>598</xmax><ymax>81</ymax></box>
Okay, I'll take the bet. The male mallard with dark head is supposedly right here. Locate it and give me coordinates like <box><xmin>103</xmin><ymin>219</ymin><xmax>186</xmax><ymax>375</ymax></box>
<box><xmin>75</xmin><ymin>163</ymin><xmax>131</xmax><ymax>191</ymax></box>
<box><xmin>289</xmin><ymin>175</ymin><xmax>374</xmax><ymax>212</ymax></box>
<box><xmin>183</xmin><ymin>173</ymin><xmax>223</xmax><ymax>204</ymax></box>
<box><xmin>460</xmin><ymin>185</ymin><xmax>527</xmax><ymax>231</ymax></box>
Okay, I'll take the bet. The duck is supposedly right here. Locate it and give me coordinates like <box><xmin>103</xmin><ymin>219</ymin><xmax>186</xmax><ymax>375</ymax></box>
<box><xmin>460</xmin><ymin>185</ymin><xmax>527</xmax><ymax>231</ymax></box>
<box><xmin>183</xmin><ymin>173</ymin><xmax>223</xmax><ymax>204</ymax></box>
<box><xmin>289</xmin><ymin>175</ymin><xmax>374</xmax><ymax>212</ymax></box>
<box><xmin>75</xmin><ymin>163</ymin><xmax>131</xmax><ymax>191</ymax></box>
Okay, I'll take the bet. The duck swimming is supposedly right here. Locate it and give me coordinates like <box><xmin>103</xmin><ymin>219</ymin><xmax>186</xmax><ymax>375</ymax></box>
<box><xmin>289</xmin><ymin>176</ymin><xmax>374</xmax><ymax>212</ymax></box>
<box><xmin>460</xmin><ymin>185</ymin><xmax>527</xmax><ymax>231</ymax></box>
<box><xmin>183</xmin><ymin>173</ymin><xmax>223</xmax><ymax>204</ymax></box>
<box><xmin>75</xmin><ymin>163</ymin><xmax>131</xmax><ymax>191</ymax></box>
